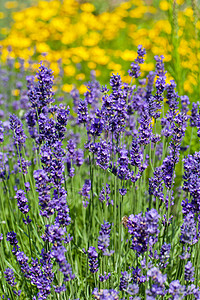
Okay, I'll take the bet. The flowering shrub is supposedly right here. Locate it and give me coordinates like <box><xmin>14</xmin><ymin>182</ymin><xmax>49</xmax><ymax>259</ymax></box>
<box><xmin>0</xmin><ymin>44</ymin><xmax>200</xmax><ymax>299</ymax></box>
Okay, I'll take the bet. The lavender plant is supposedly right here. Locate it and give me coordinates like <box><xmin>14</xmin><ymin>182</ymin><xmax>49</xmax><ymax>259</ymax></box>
<box><xmin>0</xmin><ymin>45</ymin><xmax>200</xmax><ymax>300</ymax></box>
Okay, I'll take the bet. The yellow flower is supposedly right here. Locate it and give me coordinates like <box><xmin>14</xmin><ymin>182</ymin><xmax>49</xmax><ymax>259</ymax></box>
<box><xmin>4</xmin><ymin>1</ymin><xmax>18</xmax><ymax>9</ymax></box>
<box><xmin>36</xmin><ymin>43</ymin><xmax>50</xmax><ymax>54</ymax></box>
<box><xmin>0</xmin><ymin>12</ymin><xmax>5</xmax><ymax>19</ymax></box>
<box><xmin>196</xmin><ymin>21</ymin><xmax>200</xmax><ymax>30</ymax></box>
<box><xmin>76</xmin><ymin>73</ymin><xmax>85</xmax><ymax>81</ymax></box>
<box><xmin>120</xmin><ymin>50</ymin><xmax>137</xmax><ymax>62</ymax></box>
<box><xmin>129</xmin><ymin>6</ymin><xmax>147</xmax><ymax>18</ymax></box>
<box><xmin>95</xmin><ymin>70</ymin><xmax>101</xmax><ymax>77</ymax></box>
<box><xmin>50</xmin><ymin>62</ymin><xmax>60</xmax><ymax>75</ymax></box>
<box><xmin>62</xmin><ymin>83</ymin><xmax>73</xmax><ymax>93</ymax></box>
<box><xmin>121</xmin><ymin>75</ymin><xmax>131</xmax><ymax>84</ymax></box>
<box><xmin>159</xmin><ymin>1</ymin><xmax>169</xmax><ymax>11</ymax></box>
<box><xmin>184</xmin><ymin>81</ymin><xmax>193</xmax><ymax>93</ymax></box>
<box><xmin>78</xmin><ymin>84</ymin><xmax>87</xmax><ymax>94</ymax></box>
<box><xmin>108</xmin><ymin>62</ymin><xmax>121</xmax><ymax>72</ymax></box>
<box><xmin>88</xmin><ymin>62</ymin><xmax>96</xmax><ymax>69</ymax></box>
<box><xmin>12</xmin><ymin>89</ymin><xmax>20</xmax><ymax>96</ymax></box>
<box><xmin>184</xmin><ymin>7</ymin><xmax>193</xmax><ymax>18</ymax></box>
<box><xmin>82</xmin><ymin>32</ymin><xmax>100</xmax><ymax>47</ymax></box>
<box><xmin>0</xmin><ymin>28</ymin><xmax>8</xmax><ymax>35</ymax></box>
<box><xmin>142</xmin><ymin>62</ymin><xmax>154</xmax><ymax>72</ymax></box>
<box><xmin>80</xmin><ymin>3</ymin><xmax>95</xmax><ymax>13</ymax></box>
<box><xmin>64</xmin><ymin>65</ymin><xmax>76</xmax><ymax>77</ymax></box>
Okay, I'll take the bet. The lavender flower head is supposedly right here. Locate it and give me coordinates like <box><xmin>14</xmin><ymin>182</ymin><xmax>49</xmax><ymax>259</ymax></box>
<box><xmin>127</xmin><ymin>209</ymin><xmax>160</xmax><ymax>255</ymax></box>
<box><xmin>185</xmin><ymin>261</ymin><xmax>195</xmax><ymax>282</ymax></box>
<box><xmin>0</xmin><ymin>121</ymin><xmax>4</xmax><ymax>143</ymax></box>
<box><xmin>30</xmin><ymin>62</ymin><xmax>54</xmax><ymax>109</ymax></box>
<box><xmin>88</xmin><ymin>246</ymin><xmax>98</xmax><ymax>273</ymax></box>
<box><xmin>180</xmin><ymin>212</ymin><xmax>198</xmax><ymax>245</ymax></box>
<box><xmin>93</xmin><ymin>288</ymin><xmax>119</xmax><ymax>300</ymax></box>
<box><xmin>128</xmin><ymin>45</ymin><xmax>146</xmax><ymax>78</ymax></box>
<box><xmin>168</xmin><ymin>280</ymin><xmax>185</xmax><ymax>299</ymax></box>
<box><xmin>4</xmin><ymin>268</ymin><xmax>17</xmax><ymax>287</ymax></box>
<box><xmin>98</xmin><ymin>221</ymin><xmax>114</xmax><ymax>256</ymax></box>
<box><xmin>15</xmin><ymin>189</ymin><xmax>29</xmax><ymax>215</ymax></box>
<box><xmin>9</xmin><ymin>114</ymin><xmax>27</xmax><ymax>150</ymax></box>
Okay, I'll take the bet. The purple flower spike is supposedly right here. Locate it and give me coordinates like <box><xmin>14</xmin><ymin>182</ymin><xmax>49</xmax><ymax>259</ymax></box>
<box><xmin>15</xmin><ymin>189</ymin><xmax>29</xmax><ymax>215</ymax></box>
<box><xmin>0</xmin><ymin>121</ymin><xmax>4</xmax><ymax>143</ymax></box>
<box><xmin>4</xmin><ymin>268</ymin><xmax>17</xmax><ymax>287</ymax></box>
<box><xmin>93</xmin><ymin>288</ymin><xmax>119</xmax><ymax>300</ymax></box>
<box><xmin>185</xmin><ymin>261</ymin><xmax>195</xmax><ymax>282</ymax></box>
<box><xmin>98</xmin><ymin>221</ymin><xmax>114</xmax><ymax>256</ymax></box>
<box><xmin>9</xmin><ymin>114</ymin><xmax>27</xmax><ymax>150</ymax></box>
<box><xmin>168</xmin><ymin>280</ymin><xmax>185</xmax><ymax>299</ymax></box>
<box><xmin>88</xmin><ymin>246</ymin><xmax>99</xmax><ymax>273</ymax></box>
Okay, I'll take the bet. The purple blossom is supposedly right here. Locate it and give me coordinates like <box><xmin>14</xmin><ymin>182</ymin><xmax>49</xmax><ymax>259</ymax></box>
<box><xmin>132</xmin><ymin>267</ymin><xmax>146</xmax><ymax>284</ymax></box>
<box><xmin>110</xmin><ymin>73</ymin><xmax>122</xmax><ymax>98</ymax></box>
<box><xmin>185</xmin><ymin>261</ymin><xmax>195</xmax><ymax>282</ymax></box>
<box><xmin>78</xmin><ymin>100</ymin><xmax>88</xmax><ymax>124</ymax></box>
<box><xmin>84</xmin><ymin>74</ymin><xmax>101</xmax><ymax>109</ymax></box>
<box><xmin>179</xmin><ymin>246</ymin><xmax>191</xmax><ymax>260</ymax></box>
<box><xmin>99</xmin><ymin>184</ymin><xmax>113</xmax><ymax>206</ymax></box>
<box><xmin>181</xmin><ymin>95</ymin><xmax>190</xmax><ymax>115</ymax></box>
<box><xmin>9</xmin><ymin>114</ymin><xmax>27</xmax><ymax>150</ymax></box>
<box><xmin>130</xmin><ymin>137</ymin><xmax>143</xmax><ymax>169</ymax></box>
<box><xmin>147</xmin><ymin>267</ymin><xmax>166</xmax><ymax>298</ymax></box>
<box><xmin>138</xmin><ymin>111</ymin><xmax>152</xmax><ymax>146</ymax></box>
<box><xmin>80</xmin><ymin>179</ymin><xmax>91</xmax><ymax>207</ymax></box>
<box><xmin>168</xmin><ymin>280</ymin><xmax>185</xmax><ymax>299</ymax></box>
<box><xmin>7</xmin><ymin>231</ymin><xmax>18</xmax><ymax>246</ymax></box>
<box><xmin>182</xmin><ymin>152</ymin><xmax>200</xmax><ymax>213</ymax></box>
<box><xmin>152</xmin><ymin>55</ymin><xmax>166</xmax><ymax>118</ymax></box>
<box><xmin>99</xmin><ymin>272</ymin><xmax>111</xmax><ymax>282</ymax></box>
<box><xmin>88</xmin><ymin>117</ymin><xmax>103</xmax><ymax>137</ymax></box>
<box><xmin>119</xmin><ymin>187</ymin><xmax>127</xmax><ymax>196</ymax></box>
<box><xmin>135</xmin><ymin>45</ymin><xmax>146</xmax><ymax>64</ymax></box>
<box><xmin>180</xmin><ymin>212</ymin><xmax>198</xmax><ymax>245</ymax></box>
<box><xmin>53</xmin><ymin>284</ymin><xmax>66</xmax><ymax>293</ymax></box>
<box><xmin>190</xmin><ymin>102</ymin><xmax>199</xmax><ymax>127</ymax></box>
<box><xmin>17</xmin><ymin>157</ymin><xmax>31</xmax><ymax>175</ymax></box>
<box><xmin>42</xmin><ymin>224</ymin><xmax>65</xmax><ymax>246</ymax></box>
<box><xmin>27</xmin><ymin>62</ymin><xmax>54</xmax><ymax>110</ymax></box>
<box><xmin>34</xmin><ymin>169</ymin><xmax>52</xmax><ymax>217</ymax></box>
<box><xmin>70</xmin><ymin>88</ymin><xmax>80</xmax><ymax>113</ymax></box>
<box><xmin>165</xmin><ymin>80</ymin><xmax>178</xmax><ymax>110</ymax></box>
<box><xmin>92</xmin><ymin>288</ymin><xmax>119</xmax><ymax>300</ymax></box>
<box><xmin>88</xmin><ymin>246</ymin><xmax>98</xmax><ymax>273</ymax></box>
<box><xmin>127</xmin><ymin>209</ymin><xmax>160</xmax><ymax>255</ymax></box>
<box><xmin>119</xmin><ymin>271</ymin><xmax>132</xmax><ymax>291</ymax></box>
<box><xmin>4</xmin><ymin>268</ymin><xmax>17</xmax><ymax>287</ymax></box>
<box><xmin>15</xmin><ymin>189</ymin><xmax>29</xmax><ymax>215</ymax></box>
<box><xmin>117</xmin><ymin>147</ymin><xmax>130</xmax><ymax>180</ymax></box>
<box><xmin>0</xmin><ymin>121</ymin><xmax>4</xmax><ymax>143</ymax></box>
<box><xmin>96</xmin><ymin>139</ymin><xmax>111</xmax><ymax>170</ymax></box>
<box><xmin>158</xmin><ymin>243</ymin><xmax>171</xmax><ymax>268</ymax></box>
<box><xmin>51</xmin><ymin>246</ymin><xmax>75</xmax><ymax>282</ymax></box>
<box><xmin>74</xmin><ymin>149</ymin><xmax>84</xmax><ymax>167</ymax></box>
<box><xmin>128</xmin><ymin>45</ymin><xmax>146</xmax><ymax>78</ymax></box>
<box><xmin>129</xmin><ymin>63</ymin><xmax>141</xmax><ymax>79</ymax></box>
<box><xmin>98</xmin><ymin>221</ymin><xmax>114</xmax><ymax>256</ymax></box>
<box><xmin>55</xmin><ymin>104</ymin><xmax>70</xmax><ymax>140</ymax></box>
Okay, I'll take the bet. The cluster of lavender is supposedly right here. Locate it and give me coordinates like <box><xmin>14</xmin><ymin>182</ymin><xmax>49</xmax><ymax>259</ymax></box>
<box><xmin>0</xmin><ymin>44</ymin><xmax>200</xmax><ymax>300</ymax></box>
<box><xmin>2</xmin><ymin>62</ymin><xmax>75</xmax><ymax>299</ymax></box>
